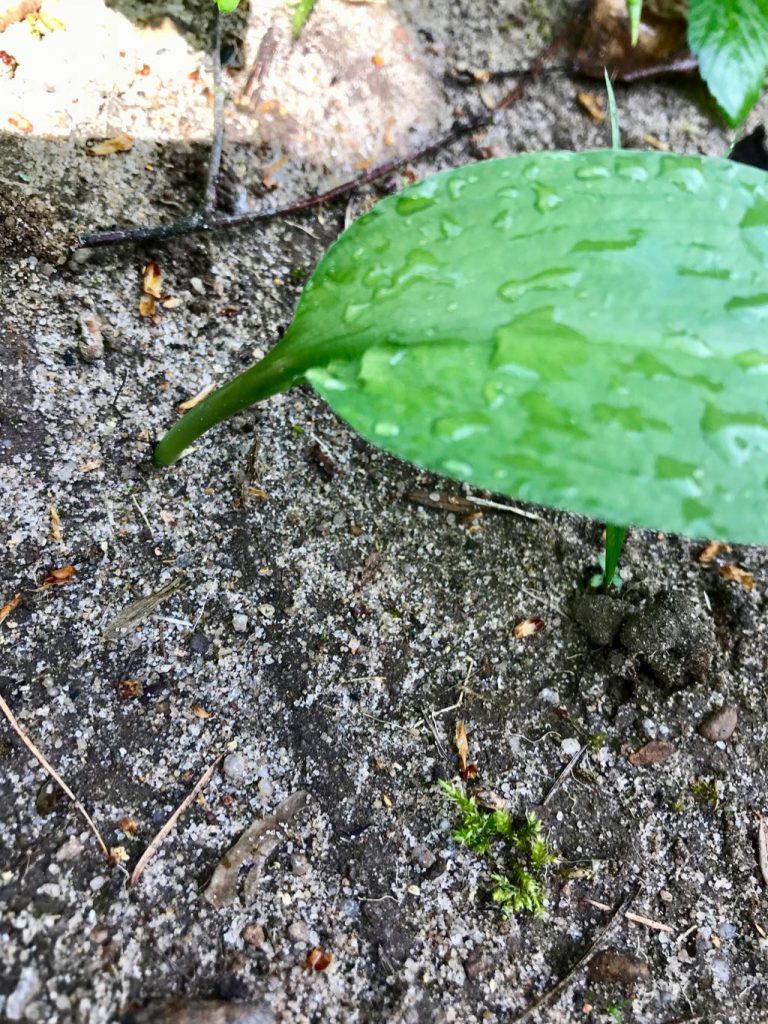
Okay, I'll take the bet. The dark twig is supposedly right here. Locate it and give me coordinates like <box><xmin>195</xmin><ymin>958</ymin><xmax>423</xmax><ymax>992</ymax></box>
<box><xmin>79</xmin><ymin>9</ymin><xmax>583</xmax><ymax>250</ymax></box>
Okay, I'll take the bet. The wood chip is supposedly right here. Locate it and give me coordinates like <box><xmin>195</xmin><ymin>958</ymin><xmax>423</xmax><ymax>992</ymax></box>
<box><xmin>177</xmin><ymin>382</ymin><xmax>217</xmax><ymax>414</ymax></box>
<box><xmin>719</xmin><ymin>564</ymin><xmax>754</xmax><ymax>592</ymax></box>
<box><xmin>50</xmin><ymin>505</ymin><xmax>62</xmax><ymax>543</ymax></box>
<box><xmin>90</xmin><ymin>132</ymin><xmax>134</xmax><ymax>156</ymax></box>
<box><xmin>628</xmin><ymin>740</ymin><xmax>676</xmax><ymax>766</ymax></box>
<box><xmin>514</xmin><ymin>617</ymin><xmax>544</xmax><ymax>639</ymax></box>
<box><xmin>0</xmin><ymin>592</ymin><xmax>21</xmax><ymax>627</ymax></box>
<box><xmin>306</xmin><ymin>947</ymin><xmax>333</xmax><ymax>971</ymax></box>
<box><xmin>577</xmin><ymin>91</ymin><xmax>605</xmax><ymax>122</ymax></box>
<box><xmin>455</xmin><ymin>719</ymin><xmax>469</xmax><ymax>773</ymax></box>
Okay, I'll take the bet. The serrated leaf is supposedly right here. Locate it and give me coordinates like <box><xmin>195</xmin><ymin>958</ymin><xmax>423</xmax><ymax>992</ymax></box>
<box><xmin>155</xmin><ymin>149</ymin><xmax>768</xmax><ymax>545</ymax></box>
<box><xmin>688</xmin><ymin>0</ymin><xmax>768</xmax><ymax>125</ymax></box>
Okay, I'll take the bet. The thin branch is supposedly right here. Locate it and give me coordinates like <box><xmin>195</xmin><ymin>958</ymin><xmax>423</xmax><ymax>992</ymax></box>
<box><xmin>0</xmin><ymin>693</ymin><xmax>111</xmax><ymax>860</ymax></box>
<box><xmin>510</xmin><ymin>885</ymin><xmax>641</xmax><ymax>1024</ymax></box>
<box><xmin>202</xmin><ymin>8</ymin><xmax>225</xmax><ymax>216</ymax></box>
<box><xmin>79</xmin><ymin>9</ymin><xmax>583</xmax><ymax>250</ymax></box>
<box><xmin>130</xmin><ymin>752</ymin><xmax>223</xmax><ymax>886</ymax></box>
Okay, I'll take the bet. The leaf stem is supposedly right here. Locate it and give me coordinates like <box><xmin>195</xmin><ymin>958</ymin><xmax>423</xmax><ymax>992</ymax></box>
<box><xmin>152</xmin><ymin>346</ymin><xmax>302</xmax><ymax>465</ymax></box>
<box><xmin>603</xmin><ymin>523</ymin><xmax>628</xmax><ymax>589</ymax></box>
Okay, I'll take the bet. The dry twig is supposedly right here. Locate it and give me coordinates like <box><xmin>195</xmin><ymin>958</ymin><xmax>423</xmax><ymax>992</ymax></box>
<box><xmin>130</xmin><ymin>752</ymin><xmax>223</xmax><ymax>886</ymax></box>
<box><xmin>0</xmin><ymin>693</ymin><xmax>110</xmax><ymax>860</ymax></box>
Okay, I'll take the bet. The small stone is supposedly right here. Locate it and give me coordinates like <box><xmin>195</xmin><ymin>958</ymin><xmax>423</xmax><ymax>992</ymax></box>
<box><xmin>711</xmin><ymin>958</ymin><xmax>731</xmax><ymax>984</ymax></box>
<box><xmin>189</xmin><ymin>276</ymin><xmax>205</xmax><ymax>294</ymax></box>
<box><xmin>699</xmin><ymin>705</ymin><xmax>738</xmax><ymax>743</ymax></box>
<box><xmin>538</xmin><ymin>687</ymin><xmax>560</xmax><ymax>705</ymax></box>
<box><xmin>77</xmin><ymin>313</ymin><xmax>105</xmax><ymax>362</ymax></box>
<box><xmin>190</xmin><ymin>632</ymin><xmax>210</xmax><ymax>654</ymax></box>
<box><xmin>232</xmin><ymin>613</ymin><xmax>249</xmax><ymax>633</ymax></box>
<box><xmin>55</xmin><ymin>835</ymin><xmax>84</xmax><ymax>861</ymax></box>
<box><xmin>6</xmin><ymin>966</ymin><xmax>40</xmax><ymax>1021</ymax></box>
<box><xmin>410</xmin><ymin>843</ymin><xmax>437</xmax><ymax>870</ymax></box>
<box><xmin>242</xmin><ymin>923</ymin><xmax>265</xmax><ymax>947</ymax></box>
<box><xmin>586</xmin><ymin>950</ymin><xmax>651</xmax><ymax>986</ymax></box>
<box><xmin>291</xmin><ymin>854</ymin><xmax>310</xmax><ymax>876</ymax></box>
<box><xmin>561</xmin><ymin>737</ymin><xmax>582</xmax><ymax>757</ymax></box>
<box><xmin>288</xmin><ymin>920</ymin><xmax>310</xmax><ymax>942</ymax></box>
<box><xmin>223</xmin><ymin>753</ymin><xmax>247</xmax><ymax>783</ymax></box>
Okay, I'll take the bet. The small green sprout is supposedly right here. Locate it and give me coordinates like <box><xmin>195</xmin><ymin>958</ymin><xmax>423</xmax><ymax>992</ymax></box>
<box><xmin>439</xmin><ymin>780</ymin><xmax>557</xmax><ymax>919</ymax></box>
<box><xmin>214</xmin><ymin>0</ymin><xmax>240</xmax><ymax>11</ymax></box>
<box><xmin>690</xmin><ymin>776</ymin><xmax>721</xmax><ymax>810</ymax></box>
<box><xmin>290</xmin><ymin>0</ymin><xmax>317</xmax><ymax>38</ymax></box>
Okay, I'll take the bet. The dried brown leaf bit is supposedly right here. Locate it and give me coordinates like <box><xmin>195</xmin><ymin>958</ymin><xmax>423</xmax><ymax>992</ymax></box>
<box><xmin>455</xmin><ymin>720</ymin><xmax>469</xmax><ymax>774</ymax></box>
<box><xmin>698</xmin><ymin>540</ymin><xmax>729</xmax><ymax>563</ymax></box>
<box><xmin>628</xmin><ymin>740</ymin><xmax>675</xmax><ymax>766</ymax></box>
<box><xmin>514</xmin><ymin>617</ymin><xmax>544</xmax><ymax>639</ymax></box>
<box><xmin>89</xmin><ymin>132</ymin><xmax>134</xmax><ymax>156</ymax></box>
<box><xmin>0</xmin><ymin>593</ymin><xmax>21</xmax><ymax>626</ymax></box>
<box><xmin>41</xmin><ymin>565</ymin><xmax>75</xmax><ymax>587</ymax></box>
<box><xmin>577</xmin><ymin>91</ymin><xmax>605</xmax><ymax>123</ymax></box>
<box><xmin>306</xmin><ymin>947</ymin><xmax>333</xmax><ymax>971</ymax></box>
<box><xmin>719</xmin><ymin>564</ymin><xmax>754</xmax><ymax>592</ymax></box>
<box><xmin>50</xmin><ymin>505</ymin><xmax>62</xmax><ymax>543</ymax></box>
<box><xmin>586</xmin><ymin>949</ymin><xmax>651</xmax><ymax>985</ymax></box>
<box><xmin>177</xmin><ymin>383</ymin><xmax>217</xmax><ymax>414</ymax></box>
<box><xmin>143</xmin><ymin>260</ymin><xmax>163</xmax><ymax>298</ymax></box>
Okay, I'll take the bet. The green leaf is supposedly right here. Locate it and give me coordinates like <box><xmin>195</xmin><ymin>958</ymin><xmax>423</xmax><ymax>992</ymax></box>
<box><xmin>627</xmin><ymin>0</ymin><xmax>643</xmax><ymax>46</ymax></box>
<box><xmin>688</xmin><ymin>0</ymin><xmax>768</xmax><ymax>125</ymax></box>
<box><xmin>154</xmin><ymin>149</ymin><xmax>768</xmax><ymax>545</ymax></box>
<box><xmin>291</xmin><ymin>0</ymin><xmax>317</xmax><ymax>39</ymax></box>
<box><xmin>604</xmin><ymin>70</ymin><xmax>621</xmax><ymax>151</ymax></box>
<box><xmin>215</xmin><ymin>0</ymin><xmax>240</xmax><ymax>11</ymax></box>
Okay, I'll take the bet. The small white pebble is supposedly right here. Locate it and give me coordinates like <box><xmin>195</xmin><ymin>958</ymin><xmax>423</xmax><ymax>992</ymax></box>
<box><xmin>189</xmin><ymin>276</ymin><xmax>205</xmax><ymax>294</ymax></box>
<box><xmin>232</xmin><ymin>613</ymin><xmax>248</xmax><ymax>633</ymax></box>
<box><xmin>561</xmin><ymin>737</ymin><xmax>582</xmax><ymax>757</ymax></box>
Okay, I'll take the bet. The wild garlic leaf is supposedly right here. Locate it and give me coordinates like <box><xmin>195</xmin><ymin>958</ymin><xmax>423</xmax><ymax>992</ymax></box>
<box><xmin>688</xmin><ymin>0</ymin><xmax>768</xmax><ymax>124</ymax></box>
<box><xmin>627</xmin><ymin>0</ymin><xmax>643</xmax><ymax>45</ymax></box>
<box><xmin>155</xmin><ymin>149</ymin><xmax>768</xmax><ymax>545</ymax></box>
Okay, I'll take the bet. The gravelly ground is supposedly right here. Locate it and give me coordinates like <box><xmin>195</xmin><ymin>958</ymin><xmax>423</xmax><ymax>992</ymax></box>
<box><xmin>2</xmin><ymin>1</ymin><xmax>768</xmax><ymax>1022</ymax></box>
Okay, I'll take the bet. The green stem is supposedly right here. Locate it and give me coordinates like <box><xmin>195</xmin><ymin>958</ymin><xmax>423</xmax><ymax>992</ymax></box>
<box><xmin>603</xmin><ymin>523</ymin><xmax>628</xmax><ymax>589</ymax></box>
<box><xmin>153</xmin><ymin>347</ymin><xmax>302</xmax><ymax>466</ymax></box>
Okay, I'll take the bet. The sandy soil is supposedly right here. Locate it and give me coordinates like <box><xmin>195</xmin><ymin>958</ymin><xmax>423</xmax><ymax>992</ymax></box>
<box><xmin>2</xmin><ymin>1</ymin><xmax>768</xmax><ymax>1022</ymax></box>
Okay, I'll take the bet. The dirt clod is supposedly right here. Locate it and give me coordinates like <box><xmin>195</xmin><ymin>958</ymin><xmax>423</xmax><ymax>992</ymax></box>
<box><xmin>571</xmin><ymin>592</ymin><xmax>626</xmax><ymax>646</ymax></box>
<box><xmin>586</xmin><ymin>949</ymin><xmax>651</xmax><ymax>986</ymax></box>
<box><xmin>619</xmin><ymin>590</ymin><xmax>716</xmax><ymax>689</ymax></box>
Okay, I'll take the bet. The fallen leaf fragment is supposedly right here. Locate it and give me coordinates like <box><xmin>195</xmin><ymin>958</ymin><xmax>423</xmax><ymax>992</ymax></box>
<box><xmin>698</xmin><ymin>540</ymin><xmax>729</xmax><ymax>563</ymax></box>
<box><xmin>50</xmin><ymin>505</ymin><xmax>62</xmax><ymax>543</ymax></box>
<box><xmin>577</xmin><ymin>91</ymin><xmax>605</xmax><ymax>122</ymax></box>
<box><xmin>0</xmin><ymin>50</ymin><xmax>18</xmax><ymax>77</ymax></box>
<box><xmin>9</xmin><ymin>112</ymin><xmax>32</xmax><ymax>133</ymax></box>
<box><xmin>514</xmin><ymin>617</ymin><xmax>544</xmax><ymax>639</ymax></box>
<box><xmin>143</xmin><ymin>260</ymin><xmax>163</xmax><ymax>298</ymax></box>
<box><xmin>191</xmin><ymin>704</ymin><xmax>212</xmax><ymax>719</ymax></box>
<box><xmin>109</xmin><ymin>845</ymin><xmax>129</xmax><ymax>864</ymax></box>
<box><xmin>0</xmin><ymin>593</ymin><xmax>21</xmax><ymax>626</ymax></box>
<box><xmin>118</xmin><ymin>679</ymin><xmax>143</xmax><ymax>699</ymax></box>
<box><xmin>161</xmin><ymin>296</ymin><xmax>181</xmax><ymax>310</ymax></box>
<box><xmin>306</xmin><ymin>947</ymin><xmax>333</xmax><ymax>971</ymax></box>
<box><xmin>586</xmin><ymin>949</ymin><xmax>650</xmax><ymax>985</ymax></box>
<box><xmin>204</xmin><ymin>791</ymin><xmax>309</xmax><ymax>908</ymax></box>
<box><xmin>455</xmin><ymin>719</ymin><xmax>469</xmax><ymax>773</ymax></box>
<box><xmin>89</xmin><ymin>132</ymin><xmax>134</xmax><ymax>156</ymax></box>
<box><xmin>78</xmin><ymin>460</ymin><xmax>102</xmax><ymax>473</ymax></box>
<box><xmin>177</xmin><ymin>382</ymin><xmax>217</xmax><ymax>414</ymax></box>
<box><xmin>103</xmin><ymin>574</ymin><xmax>188</xmax><ymax>641</ymax></box>
<box><xmin>139</xmin><ymin>295</ymin><xmax>156</xmax><ymax>318</ymax></box>
<box><xmin>118</xmin><ymin>815</ymin><xmax>137</xmax><ymax>834</ymax></box>
<box><xmin>628</xmin><ymin>740</ymin><xmax>675</xmax><ymax>766</ymax></box>
<box><xmin>41</xmin><ymin>565</ymin><xmax>75</xmax><ymax>587</ymax></box>
<box><xmin>719</xmin><ymin>564</ymin><xmax>754</xmax><ymax>592</ymax></box>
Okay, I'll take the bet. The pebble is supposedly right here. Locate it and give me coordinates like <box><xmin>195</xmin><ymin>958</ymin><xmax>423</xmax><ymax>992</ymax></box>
<box><xmin>77</xmin><ymin>313</ymin><xmax>104</xmax><ymax>362</ymax></box>
<box><xmin>242</xmin><ymin>923</ymin><xmax>266</xmax><ymax>947</ymax></box>
<box><xmin>561</xmin><ymin>737</ymin><xmax>582</xmax><ymax>757</ymax></box>
<box><xmin>538</xmin><ymin>687</ymin><xmax>560</xmax><ymax>705</ymax></box>
<box><xmin>291</xmin><ymin>854</ymin><xmax>310</xmax><ymax>877</ymax></box>
<box><xmin>223</xmin><ymin>753</ymin><xmax>247</xmax><ymax>783</ymax></box>
<box><xmin>699</xmin><ymin>705</ymin><xmax>738</xmax><ymax>743</ymax></box>
<box><xmin>410</xmin><ymin>843</ymin><xmax>437</xmax><ymax>870</ymax></box>
<box><xmin>711</xmin><ymin>958</ymin><xmax>731</xmax><ymax>983</ymax></box>
<box><xmin>586</xmin><ymin>950</ymin><xmax>650</xmax><ymax>985</ymax></box>
<box><xmin>6</xmin><ymin>966</ymin><xmax>40</xmax><ymax>1021</ymax></box>
<box><xmin>189</xmin><ymin>276</ymin><xmax>205</xmax><ymax>294</ymax></box>
<box><xmin>55</xmin><ymin>836</ymin><xmax>84</xmax><ymax>861</ymax></box>
<box><xmin>288</xmin><ymin>920</ymin><xmax>309</xmax><ymax>942</ymax></box>
<box><xmin>232</xmin><ymin>613</ymin><xmax>249</xmax><ymax>634</ymax></box>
